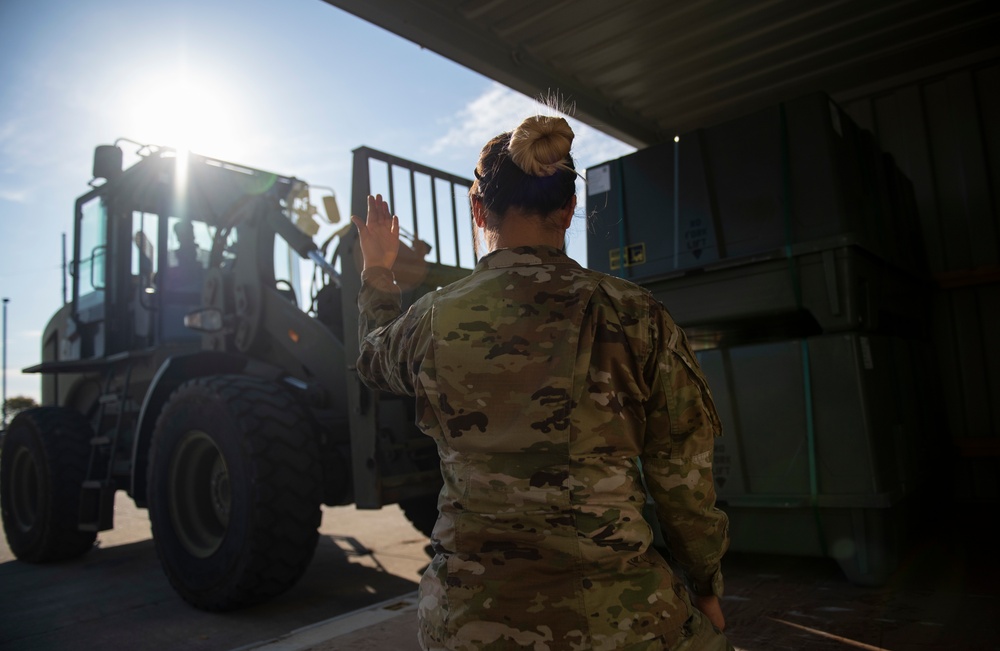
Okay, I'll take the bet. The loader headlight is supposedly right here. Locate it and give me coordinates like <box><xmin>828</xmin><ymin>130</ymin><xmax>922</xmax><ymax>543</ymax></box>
<box><xmin>184</xmin><ymin>308</ymin><xmax>224</xmax><ymax>333</ymax></box>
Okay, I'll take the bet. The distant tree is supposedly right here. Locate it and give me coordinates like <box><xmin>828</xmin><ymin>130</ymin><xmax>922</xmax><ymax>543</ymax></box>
<box><xmin>3</xmin><ymin>395</ymin><xmax>38</xmax><ymax>427</ymax></box>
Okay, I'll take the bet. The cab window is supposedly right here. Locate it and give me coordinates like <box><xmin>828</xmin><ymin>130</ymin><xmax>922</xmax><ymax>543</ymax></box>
<box><xmin>77</xmin><ymin>196</ymin><xmax>107</xmax><ymax>304</ymax></box>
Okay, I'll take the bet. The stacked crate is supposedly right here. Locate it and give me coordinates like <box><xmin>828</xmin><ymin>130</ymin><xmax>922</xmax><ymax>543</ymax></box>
<box><xmin>587</xmin><ymin>93</ymin><xmax>932</xmax><ymax>585</ymax></box>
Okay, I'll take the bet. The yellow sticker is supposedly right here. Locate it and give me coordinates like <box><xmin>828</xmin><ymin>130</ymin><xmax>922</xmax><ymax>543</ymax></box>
<box><xmin>625</xmin><ymin>243</ymin><xmax>646</xmax><ymax>266</ymax></box>
<box><xmin>608</xmin><ymin>243</ymin><xmax>646</xmax><ymax>270</ymax></box>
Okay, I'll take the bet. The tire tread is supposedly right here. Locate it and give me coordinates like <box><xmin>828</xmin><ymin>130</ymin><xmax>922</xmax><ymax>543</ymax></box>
<box><xmin>148</xmin><ymin>375</ymin><xmax>322</xmax><ymax>610</ymax></box>
<box><xmin>0</xmin><ymin>407</ymin><xmax>97</xmax><ymax>562</ymax></box>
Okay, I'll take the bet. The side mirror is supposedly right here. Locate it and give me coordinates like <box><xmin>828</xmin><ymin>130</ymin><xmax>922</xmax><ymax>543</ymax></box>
<box><xmin>93</xmin><ymin>145</ymin><xmax>123</xmax><ymax>181</ymax></box>
<box><xmin>184</xmin><ymin>308</ymin><xmax>224</xmax><ymax>333</ymax></box>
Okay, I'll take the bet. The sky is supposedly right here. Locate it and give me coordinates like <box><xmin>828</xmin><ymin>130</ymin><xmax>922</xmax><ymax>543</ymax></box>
<box><xmin>0</xmin><ymin>0</ymin><xmax>635</xmax><ymax>406</ymax></box>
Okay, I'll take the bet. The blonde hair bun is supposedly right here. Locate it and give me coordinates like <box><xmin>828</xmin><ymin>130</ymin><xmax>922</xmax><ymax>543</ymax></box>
<box><xmin>508</xmin><ymin>116</ymin><xmax>574</xmax><ymax>177</ymax></box>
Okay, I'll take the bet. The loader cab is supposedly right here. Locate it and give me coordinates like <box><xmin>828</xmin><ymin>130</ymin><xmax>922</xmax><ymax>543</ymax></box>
<box><xmin>68</xmin><ymin>148</ymin><xmax>224</xmax><ymax>363</ymax></box>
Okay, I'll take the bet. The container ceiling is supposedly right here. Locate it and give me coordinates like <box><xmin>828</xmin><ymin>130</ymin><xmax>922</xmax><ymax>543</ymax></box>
<box><xmin>323</xmin><ymin>0</ymin><xmax>999</xmax><ymax>147</ymax></box>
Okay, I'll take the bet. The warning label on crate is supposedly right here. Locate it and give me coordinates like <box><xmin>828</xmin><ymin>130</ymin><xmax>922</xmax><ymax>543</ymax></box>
<box><xmin>683</xmin><ymin>215</ymin><xmax>709</xmax><ymax>260</ymax></box>
<box><xmin>609</xmin><ymin>243</ymin><xmax>646</xmax><ymax>270</ymax></box>
<box><xmin>860</xmin><ymin>336</ymin><xmax>874</xmax><ymax>370</ymax></box>
<box><xmin>587</xmin><ymin>165</ymin><xmax>611</xmax><ymax>195</ymax></box>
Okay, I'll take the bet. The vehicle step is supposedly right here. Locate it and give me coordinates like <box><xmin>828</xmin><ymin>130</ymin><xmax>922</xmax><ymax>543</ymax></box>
<box><xmin>78</xmin><ymin>481</ymin><xmax>116</xmax><ymax>532</ymax></box>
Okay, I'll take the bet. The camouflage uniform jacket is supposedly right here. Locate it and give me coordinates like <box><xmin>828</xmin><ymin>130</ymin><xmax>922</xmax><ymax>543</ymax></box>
<box><xmin>357</xmin><ymin>245</ymin><xmax>729</xmax><ymax>651</ymax></box>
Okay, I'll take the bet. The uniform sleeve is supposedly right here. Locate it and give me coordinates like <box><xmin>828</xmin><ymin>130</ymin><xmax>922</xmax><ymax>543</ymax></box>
<box><xmin>640</xmin><ymin>302</ymin><xmax>730</xmax><ymax>597</ymax></box>
<box><xmin>356</xmin><ymin>266</ymin><xmax>431</xmax><ymax>397</ymax></box>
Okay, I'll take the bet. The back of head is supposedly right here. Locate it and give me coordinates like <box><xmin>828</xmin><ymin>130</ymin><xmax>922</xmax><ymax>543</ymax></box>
<box><xmin>472</xmin><ymin>115</ymin><xmax>577</xmax><ymax>219</ymax></box>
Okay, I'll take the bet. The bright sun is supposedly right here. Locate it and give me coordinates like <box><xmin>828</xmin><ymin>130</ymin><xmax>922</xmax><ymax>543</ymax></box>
<box><xmin>125</xmin><ymin>70</ymin><xmax>240</xmax><ymax>158</ymax></box>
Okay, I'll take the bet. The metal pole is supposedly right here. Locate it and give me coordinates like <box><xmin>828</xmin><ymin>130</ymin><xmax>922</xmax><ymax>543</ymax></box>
<box><xmin>2</xmin><ymin>297</ymin><xmax>8</xmax><ymax>429</ymax></box>
<box><xmin>62</xmin><ymin>233</ymin><xmax>68</xmax><ymax>305</ymax></box>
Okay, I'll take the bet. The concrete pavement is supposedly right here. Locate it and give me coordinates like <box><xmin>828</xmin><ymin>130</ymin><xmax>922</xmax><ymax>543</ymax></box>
<box><xmin>1</xmin><ymin>494</ymin><xmax>431</xmax><ymax>651</ymax></box>
<box><xmin>4</xmin><ymin>493</ymin><xmax>997</xmax><ymax>650</ymax></box>
<box><xmin>235</xmin><ymin>592</ymin><xmax>421</xmax><ymax>651</ymax></box>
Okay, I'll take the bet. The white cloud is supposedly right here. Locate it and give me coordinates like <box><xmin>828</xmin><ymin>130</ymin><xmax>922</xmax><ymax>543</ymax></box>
<box><xmin>428</xmin><ymin>82</ymin><xmax>635</xmax><ymax>171</ymax></box>
<box><xmin>428</xmin><ymin>84</ymin><xmax>541</xmax><ymax>154</ymax></box>
<box><xmin>0</xmin><ymin>187</ymin><xmax>29</xmax><ymax>203</ymax></box>
<box><xmin>424</xmin><ymin>83</ymin><xmax>638</xmax><ymax>265</ymax></box>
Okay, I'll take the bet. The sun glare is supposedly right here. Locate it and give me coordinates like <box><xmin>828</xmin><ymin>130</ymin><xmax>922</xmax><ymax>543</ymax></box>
<box><xmin>125</xmin><ymin>70</ymin><xmax>240</xmax><ymax>158</ymax></box>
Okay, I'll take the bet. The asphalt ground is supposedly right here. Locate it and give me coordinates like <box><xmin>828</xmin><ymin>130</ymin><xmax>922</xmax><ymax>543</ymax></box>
<box><xmin>3</xmin><ymin>492</ymin><xmax>998</xmax><ymax>650</ymax></box>
<box><xmin>0</xmin><ymin>493</ymin><xmax>430</xmax><ymax>650</ymax></box>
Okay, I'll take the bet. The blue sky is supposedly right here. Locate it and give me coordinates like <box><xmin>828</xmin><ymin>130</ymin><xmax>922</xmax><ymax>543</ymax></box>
<box><xmin>0</xmin><ymin>0</ymin><xmax>633</xmax><ymax>404</ymax></box>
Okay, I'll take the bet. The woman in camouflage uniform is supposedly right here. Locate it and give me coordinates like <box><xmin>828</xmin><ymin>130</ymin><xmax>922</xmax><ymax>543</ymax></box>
<box><xmin>352</xmin><ymin>115</ymin><xmax>732</xmax><ymax>651</ymax></box>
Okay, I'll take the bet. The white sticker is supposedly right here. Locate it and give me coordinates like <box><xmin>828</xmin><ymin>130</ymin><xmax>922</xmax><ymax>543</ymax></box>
<box><xmin>587</xmin><ymin>165</ymin><xmax>611</xmax><ymax>196</ymax></box>
<box><xmin>860</xmin><ymin>336</ymin><xmax>873</xmax><ymax>370</ymax></box>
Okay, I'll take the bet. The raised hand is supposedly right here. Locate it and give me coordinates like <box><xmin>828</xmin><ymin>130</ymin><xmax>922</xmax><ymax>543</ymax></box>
<box><xmin>351</xmin><ymin>193</ymin><xmax>400</xmax><ymax>271</ymax></box>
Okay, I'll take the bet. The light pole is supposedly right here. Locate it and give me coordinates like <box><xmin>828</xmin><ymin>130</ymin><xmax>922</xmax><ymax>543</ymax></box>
<box><xmin>2</xmin><ymin>297</ymin><xmax>8</xmax><ymax>430</ymax></box>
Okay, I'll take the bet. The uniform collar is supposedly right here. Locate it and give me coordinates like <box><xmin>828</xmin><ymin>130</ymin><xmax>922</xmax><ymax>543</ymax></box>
<box><xmin>474</xmin><ymin>245</ymin><xmax>580</xmax><ymax>272</ymax></box>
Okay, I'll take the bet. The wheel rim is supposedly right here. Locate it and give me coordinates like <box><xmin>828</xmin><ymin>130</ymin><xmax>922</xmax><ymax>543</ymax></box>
<box><xmin>9</xmin><ymin>446</ymin><xmax>41</xmax><ymax>533</ymax></box>
<box><xmin>168</xmin><ymin>430</ymin><xmax>231</xmax><ymax>558</ymax></box>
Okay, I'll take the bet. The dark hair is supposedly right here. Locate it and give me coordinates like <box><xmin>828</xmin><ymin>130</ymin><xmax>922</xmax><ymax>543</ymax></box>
<box><xmin>471</xmin><ymin>116</ymin><xmax>577</xmax><ymax>219</ymax></box>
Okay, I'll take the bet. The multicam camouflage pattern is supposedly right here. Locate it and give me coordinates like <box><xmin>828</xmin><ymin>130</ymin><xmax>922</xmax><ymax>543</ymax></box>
<box><xmin>357</xmin><ymin>246</ymin><xmax>729</xmax><ymax>651</ymax></box>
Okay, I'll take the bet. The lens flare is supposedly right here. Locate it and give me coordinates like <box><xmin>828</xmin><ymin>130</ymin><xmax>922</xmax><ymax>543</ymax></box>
<box><xmin>125</xmin><ymin>69</ymin><xmax>239</xmax><ymax>158</ymax></box>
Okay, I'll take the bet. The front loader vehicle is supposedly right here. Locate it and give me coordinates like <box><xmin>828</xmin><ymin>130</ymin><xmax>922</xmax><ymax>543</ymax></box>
<box><xmin>0</xmin><ymin>141</ymin><xmax>474</xmax><ymax>610</ymax></box>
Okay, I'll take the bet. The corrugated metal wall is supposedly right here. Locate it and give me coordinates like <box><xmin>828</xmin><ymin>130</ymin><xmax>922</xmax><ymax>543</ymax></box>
<box><xmin>841</xmin><ymin>58</ymin><xmax>1000</xmax><ymax>502</ymax></box>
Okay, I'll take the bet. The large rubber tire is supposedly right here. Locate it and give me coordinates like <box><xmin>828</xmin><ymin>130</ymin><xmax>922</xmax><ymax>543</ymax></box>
<box><xmin>0</xmin><ymin>407</ymin><xmax>97</xmax><ymax>562</ymax></box>
<box><xmin>147</xmin><ymin>375</ymin><xmax>322</xmax><ymax>611</ymax></box>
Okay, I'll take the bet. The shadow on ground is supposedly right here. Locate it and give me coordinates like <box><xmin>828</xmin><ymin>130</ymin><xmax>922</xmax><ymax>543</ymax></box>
<box><xmin>0</xmin><ymin>532</ymin><xmax>420</xmax><ymax>651</ymax></box>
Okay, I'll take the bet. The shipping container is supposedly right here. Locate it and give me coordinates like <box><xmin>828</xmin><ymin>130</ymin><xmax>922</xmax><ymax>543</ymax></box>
<box><xmin>841</xmin><ymin>59</ymin><xmax>1000</xmax><ymax>498</ymax></box>
<box><xmin>697</xmin><ymin>333</ymin><xmax>934</xmax><ymax>585</ymax></box>
<box><xmin>586</xmin><ymin>92</ymin><xmax>922</xmax><ymax>280</ymax></box>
